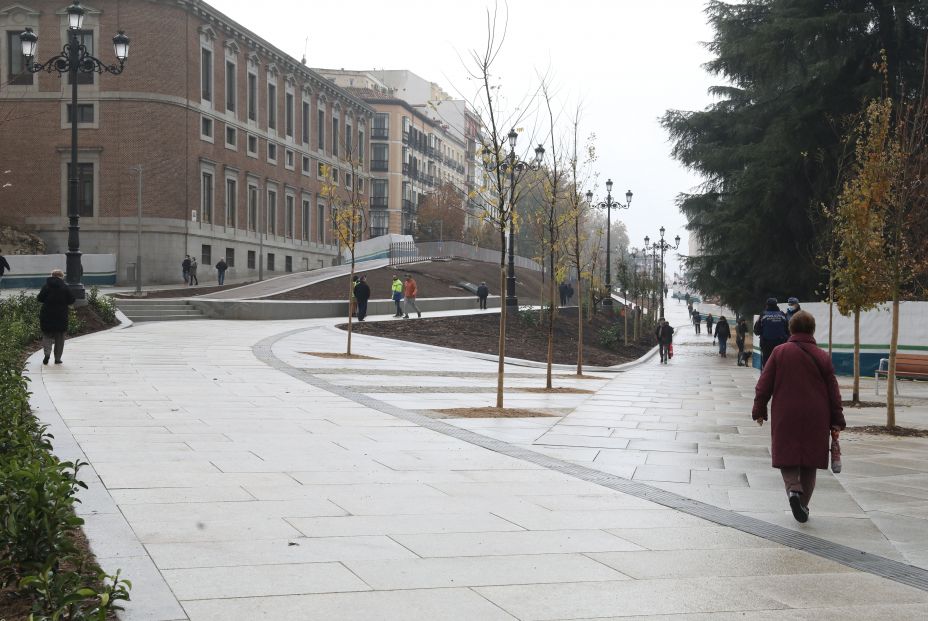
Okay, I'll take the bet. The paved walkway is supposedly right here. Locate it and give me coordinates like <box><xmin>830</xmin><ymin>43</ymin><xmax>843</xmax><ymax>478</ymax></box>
<box><xmin>27</xmin><ymin>303</ymin><xmax>928</xmax><ymax>620</ymax></box>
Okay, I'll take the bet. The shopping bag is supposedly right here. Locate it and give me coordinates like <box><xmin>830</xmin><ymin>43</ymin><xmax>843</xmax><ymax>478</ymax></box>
<box><xmin>830</xmin><ymin>429</ymin><xmax>842</xmax><ymax>473</ymax></box>
<box><xmin>668</xmin><ymin>343</ymin><xmax>674</xmax><ymax>359</ymax></box>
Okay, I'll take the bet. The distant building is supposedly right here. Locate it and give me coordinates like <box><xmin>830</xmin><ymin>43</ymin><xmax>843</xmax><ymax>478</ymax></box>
<box><xmin>0</xmin><ymin>0</ymin><xmax>372</xmax><ymax>284</ymax></box>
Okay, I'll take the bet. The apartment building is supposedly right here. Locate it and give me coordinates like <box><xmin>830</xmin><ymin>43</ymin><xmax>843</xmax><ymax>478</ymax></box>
<box><xmin>315</xmin><ymin>68</ymin><xmax>477</xmax><ymax>236</ymax></box>
<box><xmin>0</xmin><ymin>0</ymin><xmax>373</xmax><ymax>284</ymax></box>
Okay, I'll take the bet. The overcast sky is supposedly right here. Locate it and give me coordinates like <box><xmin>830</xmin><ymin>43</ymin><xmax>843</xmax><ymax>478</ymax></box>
<box><xmin>210</xmin><ymin>0</ymin><xmax>718</xmax><ymax>274</ymax></box>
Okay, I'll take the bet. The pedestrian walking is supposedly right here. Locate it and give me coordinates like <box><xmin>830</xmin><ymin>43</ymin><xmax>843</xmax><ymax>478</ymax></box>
<box><xmin>567</xmin><ymin>283</ymin><xmax>575</xmax><ymax>305</ymax></box>
<box><xmin>391</xmin><ymin>275</ymin><xmax>404</xmax><ymax>317</ymax></box>
<box><xmin>706</xmin><ymin>313</ymin><xmax>715</xmax><ymax>341</ymax></box>
<box><xmin>655</xmin><ymin>317</ymin><xmax>675</xmax><ymax>364</ymax></box>
<box><xmin>403</xmin><ymin>274</ymin><xmax>421</xmax><ymax>319</ymax></box>
<box><xmin>752</xmin><ymin>310</ymin><xmax>846</xmax><ymax>523</ymax></box>
<box><xmin>692</xmin><ymin>308</ymin><xmax>701</xmax><ymax>334</ymax></box>
<box><xmin>786</xmin><ymin>297</ymin><xmax>802</xmax><ymax>323</ymax></box>
<box><xmin>736</xmin><ymin>317</ymin><xmax>749</xmax><ymax>366</ymax></box>
<box><xmin>37</xmin><ymin>269</ymin><xmax>75</xmax><ymax>365</ymax></box>
<box><xmin>349</xmin><ymin>275</ymin><xmax>360</xmax><ymax>317</ymax></box>
<box><xmin>215</xmin><ymin>258</ymin><xmax>228</xmax><ymax>286</ymax></box>
<box><xmin>714</xmin><ymin>315</ymin><xmax>731</xmax><ymax>357</ymax></box>
<box><xmin>685</xmin><ymin>292</ymin><xmax>691</xmax><ymax>306</ymax></box>
<box><xmin>188</xmin><ymin>257</ymin><xmax>199</xmax><ymax>286</ymax></box>
<box><xmin>0</xmin><ymin>249</ymin><xmax>11</xmax><ymax>287</ymax></box>
<box><xmin>559</xmin><ymin>282</ymin><xmax>568</xmax><ymax>306</ymax></box>
<box><xmin>754</xmin><ymin>297</ymin><xmax>789</xmax><ymax>370</ymax></box>
<box><xmin>354</xmin><ymin>275</ymin><xmax>371</xmax><ymax>321</ymax></box>
<box><xmin>182</xmin><ymin>255</ymin><xmax>191</xmax><ymax>284</ymax></box>
<box><xmin>477</xmin><ymin>281</ymin><xmax>489</xmax><ymax>310</ymax></box>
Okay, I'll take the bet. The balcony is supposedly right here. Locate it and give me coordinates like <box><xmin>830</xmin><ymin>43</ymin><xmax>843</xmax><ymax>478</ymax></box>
<box><xmin>371</xmin><ymin>196</ymin><xmax>388</xmax><ymax>209</ymax></box>
<box><xmin>402</xmin><ymin>162</ymin><xmax>409</xmax><ymax>175</ymax></box>
<box><xmin>371</xmin><ymin>127</ymin><xmax>389</xmax><ymax>140</ymax></box>
<box><xmin>402</xmin><ymin>199</ymin><xmax>415</xmax><ymax>212</ymax></box>
<box><xmin>371</xmin><ymin>159</ymin><xmax>389</xmax><ymax>172</ymax></box>
<box><xmin>402</xmin><ymin>131</ymin><xmax>409</xmax><ymax>144</ymax></box>
<box><xmin>370</xmin><ymin>226</ymin><xmax>389</xmax><ymax>238</ymax></box>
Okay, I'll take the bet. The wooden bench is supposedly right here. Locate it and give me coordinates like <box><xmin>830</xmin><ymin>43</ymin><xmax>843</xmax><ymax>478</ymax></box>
<box><xmin>875</xmin><ymin>354</ymin><xmax>928</xmax><ymax>395</ymax></box>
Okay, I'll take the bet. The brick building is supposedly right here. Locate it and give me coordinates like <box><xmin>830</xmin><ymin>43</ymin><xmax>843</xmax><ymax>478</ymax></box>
<box><xmin>0</xmin><ymin>0</ymin><xmax>373</xmax><ymax>284</ymax></box>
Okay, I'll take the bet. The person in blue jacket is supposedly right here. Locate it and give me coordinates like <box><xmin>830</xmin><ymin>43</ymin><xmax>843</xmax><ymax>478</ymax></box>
<box><xmin>754</xmin><ymin>297</ymin><xmax>789</xmax><ymax>370</ymax></box>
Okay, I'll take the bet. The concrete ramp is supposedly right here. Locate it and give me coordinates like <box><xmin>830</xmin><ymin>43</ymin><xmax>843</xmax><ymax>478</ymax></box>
<box><xmin>198</xmin><ymin>258</ymin><xmax>389</xmax><ymax>300</ymax></box>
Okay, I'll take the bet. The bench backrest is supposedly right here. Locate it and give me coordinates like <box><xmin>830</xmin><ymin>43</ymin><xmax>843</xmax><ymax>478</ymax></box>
<box><xmin>893</xmin><ymin>354</ymin><xmax>928</xmax><ymax>374</ymax></box>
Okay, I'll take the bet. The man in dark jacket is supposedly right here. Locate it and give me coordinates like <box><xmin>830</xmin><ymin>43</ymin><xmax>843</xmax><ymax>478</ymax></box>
<box><xmin>714</xmin><ymin>316</ymin><xmax>731</xmax><ymax>357</ymax></box>
<box><xmin>37</xmin><ymin>269</ymin><xmax>75</xmax><ymax>365</ymax></box>
<box><xmin>215</xmin><ymin>258</ymin><xmax>228</xmax><ymax>286</ymax></box>
<box><xmin>655</xmin><ymin>318</ymin><xmax>675</xmax><ymax>364</ymax></box>
<box><xmin>354</xmin><ymin>276</ymin><xmax>371</xmax><ymax>321</ymax></box>
<box><xmin>0</xmin><ymin>249</ymin><xmax>11</xmax><ymax>287</ymax></box>
<box><xmin>754</xmin><ymin>297</ymin><xmax>789</xmax><ymax>370</ymax></box>
<box><xmin>476</xmin><ymin>281</ymin><xmax>489</xmax><ymax>310</ymax></box>
<box><xmin>558</xmin><ymin>282</ymin><xmax>569</xmax><ymax>306</ymax></box>
<box><xmin>182</xmin><ymin>255</ymin><xmax>191</xmax><ymax>284</ymax></box>
<box><xmin>736</xmin><ymin>317</ymin><xmax>749</xmax><ymax>366</ymax></box>
<box><xmin>692</xmin><ymin>308</ymin><xmax>701</xmax><ymax>334</ymax></box>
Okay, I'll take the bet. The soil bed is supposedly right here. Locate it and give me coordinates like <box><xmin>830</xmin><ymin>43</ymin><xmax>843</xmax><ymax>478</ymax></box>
<box><xmin>846</xmin><ymin>425</ymin><xmax>928</xmax><ymax>438</ymax></box>
<box><xmin>342</xmin><ymin>307</ymin><xmax>653</xmax><ymax>367</ymax></box>
<box><xmin>300</xmin><ymin>351</ymin><xmax>381</xmax><ymax>360</ymax></box>
<box><xmin>423</xmin><ymin>407</ymin><xmax>560</xmax><ymax>418</ymax></box>
<box><xmin>269</xmin><ymin>259</ymin><xmax>547</xmax><ymax>302</ymax></box>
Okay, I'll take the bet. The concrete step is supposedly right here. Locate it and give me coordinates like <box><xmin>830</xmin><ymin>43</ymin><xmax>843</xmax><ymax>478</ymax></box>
<box><xmin>117</xmin><ymin>299</ymin><xmax>206</xmax><ymax>322</ymax></box>
<box><xmin>128</xmin><ymin>313</ymin><xmax>207</xmax><ymax>322</ymax></box>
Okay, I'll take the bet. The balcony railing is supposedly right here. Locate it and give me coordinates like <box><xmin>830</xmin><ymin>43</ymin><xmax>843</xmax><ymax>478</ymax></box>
<box><xmin>371</xmin><ymin>127</ymin><xmax>389</xmax><ymax>140</ymax></box>
<box><xmin>371</xmin><ymin>159</ymin><xmax>389</xmax><ymax>172</ymax></box>
<box><xmin>402</xmin><ymin>199</ymin><xmax>415</xmax><ymax>212</ymax></box>
<box><xmin>370</xmin><ymin>226</ymin><xmax>389</xmax><ymax>238</ymax></box>
<box><xmin>370</xmin><ymin>196</ymin><xmax>388</xmax><ymax>208</ymax></box>
<box><xmin>402</xmin><ymin>131</ymin><xmax>409</xmax><ymax>144</ymax></box>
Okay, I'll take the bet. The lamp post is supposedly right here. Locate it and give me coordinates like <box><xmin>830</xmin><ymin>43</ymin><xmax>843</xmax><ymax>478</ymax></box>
<box><xmin>646</xmin><ymin>226</ymin><xmax>681</xmax><ymax>319</ymax></box>
<box><xmin>585</xmin><ymin>180</ymin><xmax>631</xmax><ymax>307</ymax></box>
<box><xmin>20</xmin><ymin>1</ymin><xmax>129</xmax><ymax>302</ymax></box>
<box><xmin>488</xmin><ymin>128</ymin><xmax>544</xmax><ymax>307</ymax></box>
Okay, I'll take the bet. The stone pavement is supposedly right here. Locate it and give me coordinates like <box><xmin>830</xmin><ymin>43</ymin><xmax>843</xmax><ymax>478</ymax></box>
<box><xmin>27</xmin><ymin>304</ymin><xmax>928</xmax><ymax>620</ymax></box>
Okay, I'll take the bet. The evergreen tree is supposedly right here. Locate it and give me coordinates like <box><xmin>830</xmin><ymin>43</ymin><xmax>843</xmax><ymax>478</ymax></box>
<box><xmin>662</xmin><ymin>0</ymin><xmax>928</xmax><ymax>313</ymax></box>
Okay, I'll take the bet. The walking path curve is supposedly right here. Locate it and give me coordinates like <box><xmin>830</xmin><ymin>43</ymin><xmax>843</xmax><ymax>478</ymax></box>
<box><xmin>27</xmin><ymin>302</ymin><xmax>928</xmax><ymax>620</ymax></box>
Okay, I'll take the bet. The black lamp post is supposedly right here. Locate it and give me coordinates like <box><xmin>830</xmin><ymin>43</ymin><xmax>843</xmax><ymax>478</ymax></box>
<box><xmin>586</xmin><ymin>180</ymin><xmax>631</xmax><ymax>306</ymax></box>
<box><xmin>20</xmin><ymin>0</ymin><xmax>129</xmax><ymax>302</ymax></box>
<box><xmin>646</xmin><ymin>226</ymin><xmax>681</xmax><ymax>319</ymax></box>
<box><xmin>489</xmin><ymin>128</ymin><xmax>544</xmax><ymax>307</ymax></box>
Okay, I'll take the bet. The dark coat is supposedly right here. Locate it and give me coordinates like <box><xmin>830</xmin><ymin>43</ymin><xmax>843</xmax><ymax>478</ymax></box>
<box><xmin>0</xmin><ymin>255</ymin><xmax>10</xmax><ymax>275</ymax></box>
<box><xmin>752</xmin><ymin>334</ymin><xmax>846</xmax><ymax>468</ymax></box>
<box><xmin>215</xmin><ymin>260</ymin><xmax>228</xmax><ymax>272</ymax></box>
<box><xmin>37</xmin><ymin>277</ymin><xmax>75</xmax><ymax>334</ymax></box>
<box><xmin>353</xmin><ymin>281</ymin><xmax>371</xmax><ymax>302</ymax></box>
<box><xmin>714</xmin><ymin>319</ymin><xmax>731</xmax><ymax>341</ymax></box>
<box><xmin>655</xmin><ymin>323</ymin><xmax>674</xmax><ymax>345</ymax></box>
<box><xmin>476</xmin><ymin>284</ymin><xmax>489</xmax><ymax>298</ymax></box>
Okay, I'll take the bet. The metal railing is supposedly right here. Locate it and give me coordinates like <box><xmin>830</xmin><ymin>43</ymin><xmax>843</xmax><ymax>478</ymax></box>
<box><xmin>371</xmin><ymin>127</ymin><xmax>389</xmax><ymax>139</ymax></box>
<box><xmin>388</xmin><ymin>240</ymin><xmax>542</xmax><ymax>271</ymax></box>
<box><xmin>370</xmin><ymin>159</ymin><xmax>389</xmax><ymax>172</ymax></box>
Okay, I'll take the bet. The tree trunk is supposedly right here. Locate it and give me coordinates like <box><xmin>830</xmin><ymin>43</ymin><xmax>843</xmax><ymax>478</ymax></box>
<box><xmin>887</xmin><ymin>294</ymin><xmax>899</xmax><ymax>427</ymax></box>
<box><xmin>576</xmin><ymin>277</ymin><xmax>584</xmax><ymax>375</ymax></box>
<box><xmin>852</xmin><ymin>308</ymin><xmax>861</xmax><ymax>405</ymax></box>
<box><xmin>346</xmin><ymin>256</ymin><xmax>355</xmax><ymax>356</ymax></box>
<box><xmin>623</xmin><ymin>296</ymin><xmax>628</xmax><ymax>347</ymax></box>
<box><xmin>827</xmin><ymin>273</ymin><xmax>834</xmax><ymax>356</ymax></box>
<box><xmin>546</xmin><ymin>250</ymin><xmax>555</xmax><ymax>389</ymax></box>
<box><xmin>496</xmin><ymin>261</ymin><xmax>506</xmax><ymax>409</ymax></box>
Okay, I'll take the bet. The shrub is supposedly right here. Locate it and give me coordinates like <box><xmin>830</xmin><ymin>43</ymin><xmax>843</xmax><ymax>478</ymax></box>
<box><xmin>598</xmin><ymin>323</ymin><xmax>624</xmax><ymax>350</ymax></box>
<box><xmin>86</xmin><ymin>287</ymin><xmax>117</xmax><ymax>325</ymax></box>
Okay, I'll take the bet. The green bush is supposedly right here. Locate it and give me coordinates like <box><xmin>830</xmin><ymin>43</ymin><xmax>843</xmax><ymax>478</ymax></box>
<box><xmin>516</xmin><ymin>306</ymin><xmax>539</xmax><ymax>327</ymax></box>
<box><xmin>598</xmin><ymin>323</ymin><xmax>624</xmax><ymax>350</ymax></box>
<box><xmin>0</xmin><ymin>294</ymin><xmax>130</xmax><ymax>618</ymax></box>
<box><xmin>86</xmin><ymin>287</ymin><xmax>116</xmax><ymax>325</ymax></box>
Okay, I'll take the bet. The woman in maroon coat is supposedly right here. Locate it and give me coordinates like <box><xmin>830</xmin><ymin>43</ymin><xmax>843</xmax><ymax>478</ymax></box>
<box><xmin>752</xmin><ymin>310</ymin><xmax>845</xmax><ymax>523</ymax></box>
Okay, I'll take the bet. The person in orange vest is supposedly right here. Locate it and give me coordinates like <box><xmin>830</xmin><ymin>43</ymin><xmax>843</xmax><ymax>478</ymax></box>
<box><xmin>403</xmin><ymin>274</ymin><xmax>422</xmax><ymax>319</ymax></box>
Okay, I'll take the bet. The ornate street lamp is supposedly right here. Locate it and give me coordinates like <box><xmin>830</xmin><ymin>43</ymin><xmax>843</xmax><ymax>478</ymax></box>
<box><xmin>646</xmin><ymin>227</ymin><xmax>681</xmax><ymax>319</ymax></box>
<box><xmin>586</xmin><ymin>180</ymin><xmax>631</xmax><ymax>306</ymax></box>
<box><xmin>487</xmin><ymin>128</ymin><xmax>544</xmax><ymax>307</ymax></box>
<box><xmin>21</xmin><ymin>1</ymin><xmax>130</xmax><ymax>302</ymax></box>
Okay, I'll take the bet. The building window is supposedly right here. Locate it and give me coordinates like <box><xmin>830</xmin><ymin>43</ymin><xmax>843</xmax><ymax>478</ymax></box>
<box><xmin>247</xmin><ymin>250</ymin><xmax>256</xmax><ymax>269</ymax></box>
<box><xmin>267</xmin><ymin>189</ymin><xmax>277</xmax><ymax>235</ymax></box>
<box><xmin>7</xmin><ymin>31</ymin><xmax>33</xmax><ymax>85</ymax></box>
<box><xmin>69</xmin><ymin>31</ymin><xmax>93</xmax><ymax>84</ymax></box>
<box><xmin>66</xmin><ymin>103</ymin><xmax>95</xmax><ymax>124</ymax></box>
<box><xmin>225</xmin><ymin>61</ymin><xmax>236</xmax><ymax>113</ymax></box>
<box><xmin>371</xmin><ymin>178</ymin><xmax>388</xmax><ymax>209</ymax></box>
<box><xmin>225</xmin><ymin>177</ymin><xmax>237</xmax><ymax>227</ymax></box>
<box><xmin>358</xmin><ymin>129</ymin><xmax>365</xmax><ymax>163</ymax></box>
<box><xmin>317</xmin><ymin>162</ymin><xmax>325</xmax><ymax>179</ymax></box>
<box><xmin>302</xmin><ymin>101</ymin><xmax>310</xmax><ymax>144</ymax></box>
<box><xmin>371</xmin><ymin>143</ymin><xmax>388</xmax><ymax>171</ymax></box>
<box><xmin>201</xmin><ymin>116</ymin><xmax>213</xmax><ymax>140</ymax></box>
<box><xmin>371</xmin><ymin>209</ymin><xmax>389</xmax><ymax>238</ymax></box>
<box><xmin>332</xmin><ymin>116</ymin><xmax>339</xmax><ymax>158</ymax></box>
<box><xmin>267</xmin><ymin>142</ymin><xmax>277</xmax><ymax>163</ymax></box>
<box><xmin>200</xmin><ymin>47</ymin><xmax>212</xmax><ymax>101</ymax></box>
<box><xmin>225</xmin><ymin>125</ymin><xmax>237</xmax><ymax>149</ymax></box>
<box><xmin>357</xmin><ymin>177</ymin><xmax>364</xmax><ymax>193</ymax></box>
<box><xmin>331</xmin><ymin>168</ymin><xmax>338</xmax><ymax>184</ymax></box>
<box><xmin>285</xmin><ymin>195</ymin><xmax>294</xmax><ymax>237</ymax></box>
<box><xmin>345</xmin><ymin>172</ymin><xmax>352</xmax><ymax>189</ymax></box>
<box><xmin>285</xmin><ymin>149</ymin><xmax>295</xmax><ymax>170</ymax></box>
<box><xmin>247</xmin><ymin>72</ymin><xmax>257</xmax><ymax>121</ymax></box>
<box><xmin>201</xmin><ymin>171</ymin><xmax>214</xmax><ymax>223</ymax></box>
<box><xmin>225</xmin><ymin>248</ymin><xmax>235</xmax><ymax>267</ymax></box>
<box><xmin>372</xmin><ymin>113</ymin><xmax>388</xmax><ymax>139</ymax></box>
<box><xmin>317</xmin><ymin>204</ymin><xmax>325</xmax><ymax>243</ymax></box>
<box><xmin>247</xmin><ymin>184</ymin><xmax>258</xmax><ymax>230</ymax></box>
<box><xmin>202</xmin><ymin>244</ymin><xmax>212</xmax><ymax>265</ymax></box>
<box><xmin>317</xmin><ymin>108</ymin><xmax>325</xmax><ymax>150</ymax></box>
<box><xmin>285</xmin><ymin>256</ymin><xmax>293</xmax><ymax>272</ymax></box>
<box><xmin>302</xmin><ymin>198</ymin><xmax>311</xmax><ymax>240</ymax></box>
<box><xmin>285</xmin><ymin>92</ymin><xmax>294</xmax><ymax>138</ymax></box>
<box><xmin>267</xmin><ymin>83</ymin><xmax>276</xmax><ymax>130</ymax></box>
<box><xmin>267</xmin><ymin>253</ymin><xmax>275</xmax><ymax>271</ymax></box>
<box><xmin>66</xmin><ymin>163</ymin><xmax>94</xmax><ymax>217</ymax></box>
<box><xmin>247</xmin><ymin>134</ymin><xmax>258</xmax><ymax>157</ymax></box>
<box><xmin>345</xmin><ymin>125</ymin><xmax>352</xmax><ymax>160</ymax></box>
<box><xmin>302</xmin><ymin>155</ymin><xmax>311</xmax><ymax>175</ymax></box>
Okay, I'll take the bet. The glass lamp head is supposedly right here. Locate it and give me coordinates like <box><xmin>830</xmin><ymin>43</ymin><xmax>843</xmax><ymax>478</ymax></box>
<box><xmin>67</xmin><ymin>1</ymin><xmax>85</xmax><ymax>30</ymax></box>
<box><xmin>19</xmin><ymin>27</ymin><xmax>37</xmax><ymax>60</ymax></box>
<box><xmin>113</xmin><ymin>31</ymin><xmax>130</xmax><ymax>61</ymax></box>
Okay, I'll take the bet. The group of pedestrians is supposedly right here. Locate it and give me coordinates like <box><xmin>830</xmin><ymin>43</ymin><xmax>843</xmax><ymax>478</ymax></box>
<box><xmin>558</xmin><ymin>282</ymin><xmax>575</xmax><ymax>306</ymax></box>
<box><xmin>181</xmin><ymin>254</ymin><xmax>229</xmax><ymax>287</ymax></box>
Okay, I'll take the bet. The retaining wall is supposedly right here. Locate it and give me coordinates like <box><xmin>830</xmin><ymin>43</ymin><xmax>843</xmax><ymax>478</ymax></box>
<box><xmin>0</xmin><ymin>254</ymin><xmax>116</xmax><ymax>288</ymax></box>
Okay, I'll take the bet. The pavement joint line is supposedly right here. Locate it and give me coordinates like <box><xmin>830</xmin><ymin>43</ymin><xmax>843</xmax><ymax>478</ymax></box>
<box><xmin>255</xmin><ymin>325</ymin><xmax>928</xmax><ymax>593</ymax></box>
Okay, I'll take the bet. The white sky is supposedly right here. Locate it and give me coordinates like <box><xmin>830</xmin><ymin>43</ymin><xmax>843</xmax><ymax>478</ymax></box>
<box><xmin>210</xmin><ymin>0</ymin><xmax>718</xmax><ymax>273</ymax></box>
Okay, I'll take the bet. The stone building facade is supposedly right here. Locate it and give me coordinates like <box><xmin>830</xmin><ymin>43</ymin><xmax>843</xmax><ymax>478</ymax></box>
<box><xmin>0</xmin><ymin>0</ymin><xmax>373</xmax><ymax>284</ymax></box>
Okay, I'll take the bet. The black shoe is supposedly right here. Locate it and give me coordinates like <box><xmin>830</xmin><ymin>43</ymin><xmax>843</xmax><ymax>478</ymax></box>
<box><xmin>403</xmin><ymin>315</ymin><xmax>409</xmax><ymax>319</ymax></box>
<box><xmin>43</xmin><ymin>354</ymin><xmax>50</xmax><ymax>365</ymax></box>
<box><xmin>54</xmin><ymin>360</ymin><xmax>63</xmax><ymax>365</ymax></box>
<box><xmin>417</xmin><ymin>312</ymin><xmax>421</xmax><ymax>318</ymax></box>
<box><xmin>788</xmin><ymin>491</ymin><xmax>809</xmax><ymax>523</ymax></box>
